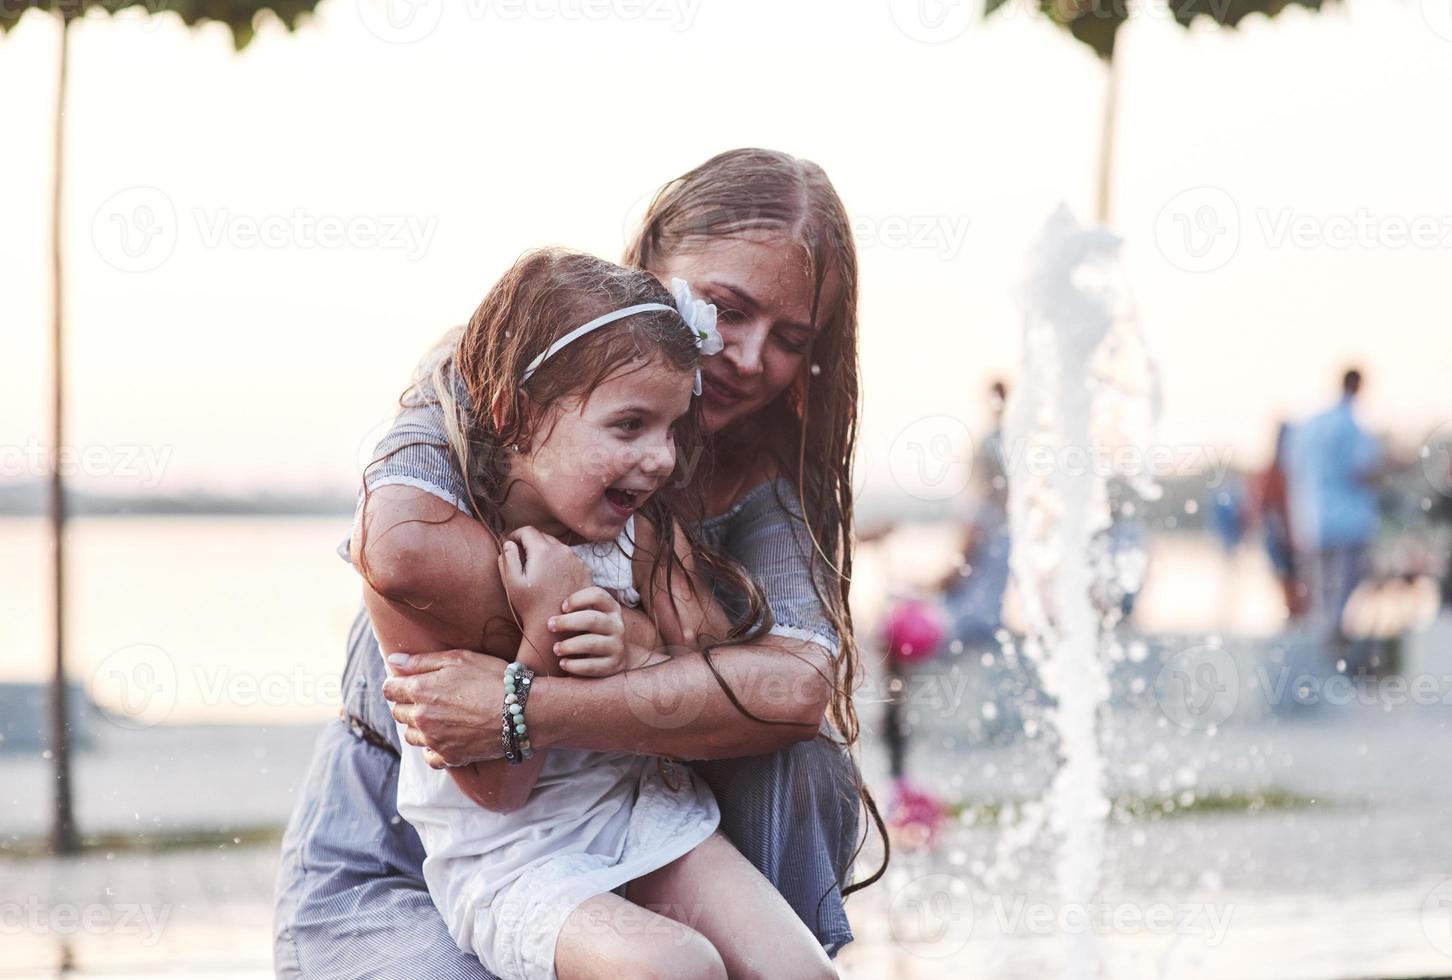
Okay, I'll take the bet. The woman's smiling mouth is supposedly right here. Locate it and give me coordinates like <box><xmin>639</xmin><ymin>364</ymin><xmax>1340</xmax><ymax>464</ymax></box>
<box><xmin>701</xmin><ymin>370</ymin><xmax>749</xmax><ymax>407</ymax></box>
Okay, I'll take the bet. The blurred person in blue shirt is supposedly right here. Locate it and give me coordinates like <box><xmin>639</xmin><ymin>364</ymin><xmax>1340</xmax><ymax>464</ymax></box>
<box><xmin>1287</xmin><ymin>369</ymin><xmax>1382</xmax><ymax>660</ymax></box>
<box><xmin>942</xmin><ymin>380</ymin><xmax>1011</xmax><ymax>646</ymax></box>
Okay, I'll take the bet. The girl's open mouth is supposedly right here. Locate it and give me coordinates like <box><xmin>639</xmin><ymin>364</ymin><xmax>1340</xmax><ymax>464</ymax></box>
<box><xmin>604</xmin><ymin>486</ymin><xmax>647</xmax><ymax>515</ymax></box>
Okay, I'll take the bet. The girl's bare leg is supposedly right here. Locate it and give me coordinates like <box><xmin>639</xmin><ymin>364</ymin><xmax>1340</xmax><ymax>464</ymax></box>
<box><xmin>554</xmin><ymin>890</ymin><xmax>726</xmax><ymax>980</ymax></box>
<box><xmin>625</xmin><ymin>831</ymin><xmax>838</xmax><ymax>980</ymax></box>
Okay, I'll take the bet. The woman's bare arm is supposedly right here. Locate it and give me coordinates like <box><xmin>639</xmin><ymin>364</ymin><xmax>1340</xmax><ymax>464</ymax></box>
<box><xmin>531</xmin><ymin>635</ymin><xmax>831</xmax><ymax>759</ymax></box>
<box><xmin>385</xmin><ymin>635</ymin><xmax>831</xmax><ymax>764</ymax></box>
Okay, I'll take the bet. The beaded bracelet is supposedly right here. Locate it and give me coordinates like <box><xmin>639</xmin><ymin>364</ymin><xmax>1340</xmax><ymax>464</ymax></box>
<box><xmin>501</xmin><ymin>662</ymin><xmax>536</xmax><ymax>766</ymax></box>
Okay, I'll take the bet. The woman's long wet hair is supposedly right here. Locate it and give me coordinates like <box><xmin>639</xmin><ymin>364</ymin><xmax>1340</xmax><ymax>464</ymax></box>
<box><xmin>626</xmin><ymin>148</ymin><xmax>888</xmax><ymax>900</ymax></box>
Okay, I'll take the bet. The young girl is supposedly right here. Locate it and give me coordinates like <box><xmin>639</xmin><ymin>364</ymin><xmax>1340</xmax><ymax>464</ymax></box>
<box><xmin>358</xmin><ymin>249</ymin><xmax>836</xmax><ymax>980</ymax></box>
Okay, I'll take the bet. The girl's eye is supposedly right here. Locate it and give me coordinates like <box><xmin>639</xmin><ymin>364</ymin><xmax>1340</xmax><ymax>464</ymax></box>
<box><xmin>615</xmin><ymin>418</ymin><xmax>642</xmax><ymax>434</ymax></box>
<box><xmin>714</xmin><ymin>305</ymin><xmax>747</xmax><ymax>324</ymax></box>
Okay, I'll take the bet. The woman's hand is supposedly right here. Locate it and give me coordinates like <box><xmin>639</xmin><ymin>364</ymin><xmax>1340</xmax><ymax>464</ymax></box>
<box><xmin>548</xmin><ymin>586</ymin><xmax>640</xmax><ymax>677</ymax></box>
<box><xmin>383</xmin><ymin>649</ymin><xmax>510</xmax><ymax>768</ymax></box>
<box><xmin>499</xmin><ymin>526</ymin><xmax>593</xmax><ymax>626</ymax></box>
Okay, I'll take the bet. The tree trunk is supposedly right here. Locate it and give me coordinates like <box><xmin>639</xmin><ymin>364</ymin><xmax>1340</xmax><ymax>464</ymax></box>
<box><xmin>1094</xmin><ymin>51</ymin><xmax>1120</xmax><ymax>226</ymax></box>
<box><xmin>50</xmin><ymin>13</ymin><xmax>78</xmax><ymax>857</ymax></box>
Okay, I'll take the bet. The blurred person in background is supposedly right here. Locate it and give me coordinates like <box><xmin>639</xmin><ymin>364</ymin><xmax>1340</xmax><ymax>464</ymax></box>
<box><xmin>1287</xmin><ymin>368</ymin><xmax>1382</xmax><ymax>667</ymax></box>
<box><xmin>1253</xmin><ymin>421</ymin><xmax>1308</xmax><ymax>621</ymax></box>
<box><xmin>940</xmin><ymin>380</ymin><xmax>1011</xmax><ymax>646</ymax></box>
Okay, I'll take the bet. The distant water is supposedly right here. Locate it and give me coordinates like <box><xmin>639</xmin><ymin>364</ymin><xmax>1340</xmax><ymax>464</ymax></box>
<box><xmin>1</xmin><ymin>515</ymin><xmax>1286</xmax><ymax>727</ymax></box>
<box><xmin>0</xmin><ymin>516</ymin><xmax>359</xmax><ymax>725</ymax></box>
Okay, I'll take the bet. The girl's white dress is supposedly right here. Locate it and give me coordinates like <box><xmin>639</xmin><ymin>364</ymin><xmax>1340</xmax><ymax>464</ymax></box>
<box><xmin>387</xmin><ymin>516</ymin><xmax>721</xmax><ymax>980</ymax></box>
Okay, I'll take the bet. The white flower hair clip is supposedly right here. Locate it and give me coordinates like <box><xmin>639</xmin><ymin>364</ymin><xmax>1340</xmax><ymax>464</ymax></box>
<box><xmin>671</xmin><ymin>278</ymin><xmax>724</xmax><ymax>354</ymax></box>
<box><xmin>670</xmin><ymin>277</ymin><xmax>723</xmax><ymax>395</ymax></box>
<box><xmin>520</xmin><ymin>277</ymin><xmax>725</xmax><ymax>396</ymax></box>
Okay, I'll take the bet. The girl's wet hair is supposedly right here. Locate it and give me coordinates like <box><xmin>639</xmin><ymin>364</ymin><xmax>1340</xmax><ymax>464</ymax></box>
<box><xmin>359</xmin><ymin>248</ymin><xmax>770</xmax><ymax>674</ymax></box>
<box><xmin>452</xmin><ymin>248</ymin><xmax>697</xmax><ymax>468</ymax></box>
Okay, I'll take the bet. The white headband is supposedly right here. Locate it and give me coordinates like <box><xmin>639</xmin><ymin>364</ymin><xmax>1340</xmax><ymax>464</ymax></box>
<box><xmin>519</xmin><ymin>278</ymin><xmax>723</xmax><ymax>395</ymax></box>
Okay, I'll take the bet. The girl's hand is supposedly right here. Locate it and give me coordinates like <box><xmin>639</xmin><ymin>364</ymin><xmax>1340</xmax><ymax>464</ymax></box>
<box><xmin>548</xmin><ymin>586</ymin><xmax>638</xmax><ymax>677</ymax></box>
<box><xmin>499</xmin><ymin>526</ymin><xmax>593</xmax><ymax>626</ymax></box>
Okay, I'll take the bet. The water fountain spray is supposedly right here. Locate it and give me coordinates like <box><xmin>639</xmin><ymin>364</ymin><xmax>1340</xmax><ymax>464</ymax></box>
<box><xmin>1001</xmin><ymin>205</ymin><xmax>1161</xmax><ymax>979</ymax></box>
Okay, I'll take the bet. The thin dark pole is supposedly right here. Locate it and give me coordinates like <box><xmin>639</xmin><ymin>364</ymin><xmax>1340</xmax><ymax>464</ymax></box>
<box><xmin>50</xmin><ymin>13</ymin><xmax>78</xmax><ymax>857</ymax></box>
<box><xmin>884</xmin><ymin>654</ymin><xmax>906</xmax><ymax>780</ymax></box>
<box><xmin>1094</xmin><ymin>51</ymin><xmax>1120</xmax><ymax>226</ymax></box>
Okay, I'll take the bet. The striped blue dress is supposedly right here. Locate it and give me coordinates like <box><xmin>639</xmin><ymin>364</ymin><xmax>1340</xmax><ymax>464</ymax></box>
<box><xmin>273</xmin><ymin>392</ymin><xmax>861</xmax><ymax>979</ymax></box>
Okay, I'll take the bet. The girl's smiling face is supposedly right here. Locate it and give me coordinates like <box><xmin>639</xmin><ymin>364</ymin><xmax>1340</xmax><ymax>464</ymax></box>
<box><xmin>652</xmin><ymin>233</ymin><xmax>840</xmax><ymax>436</ymax></box>
<box><xmin>506</xmin><ymin>356</ymin><xmax>695</xmax><ymax>542</ymax></box>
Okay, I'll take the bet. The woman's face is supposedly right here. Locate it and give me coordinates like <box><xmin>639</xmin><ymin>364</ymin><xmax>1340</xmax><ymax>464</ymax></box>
<box><xmin>653</xmin><ymin>233</ymin><xmax>840</xmax><ymax>436</ymax></box>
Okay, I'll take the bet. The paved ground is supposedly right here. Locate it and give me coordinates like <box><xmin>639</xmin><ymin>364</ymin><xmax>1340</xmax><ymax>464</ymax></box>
<box><xmin>5</xmin><ymin>620</ymin><xmax>1452</xmax><ymax>978</ymax></box>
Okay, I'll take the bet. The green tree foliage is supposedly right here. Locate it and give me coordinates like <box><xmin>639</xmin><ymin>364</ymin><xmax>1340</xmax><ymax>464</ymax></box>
<box><xmin>986</xmin><ymin>0</ymin><xmax>1339</xmax><ymax>60</ymax></box>
<box><xmin>0</xmin><ymin>0</ymin><xmax>320</xmax><ymax>49</ymax></box>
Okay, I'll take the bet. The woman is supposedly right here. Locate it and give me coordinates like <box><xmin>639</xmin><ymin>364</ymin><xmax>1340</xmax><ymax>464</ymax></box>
<box><xmin>274</xmin><ymin>148</ymin><xmax>885</xmax><ymax>979</ymax></box>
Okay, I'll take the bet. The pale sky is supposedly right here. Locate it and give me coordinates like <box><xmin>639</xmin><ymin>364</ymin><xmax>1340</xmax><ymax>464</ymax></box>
<box><xmin>2</xmin><ymin>0</ymin><xmax>1449</xmax><ymax>504</ymax></box>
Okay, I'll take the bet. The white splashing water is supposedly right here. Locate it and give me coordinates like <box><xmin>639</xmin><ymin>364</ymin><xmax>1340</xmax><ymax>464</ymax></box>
<box><xmin>1001</xmin><ymin>206</ymin><xmax>1161</xmax><ymax>979</ymax></box>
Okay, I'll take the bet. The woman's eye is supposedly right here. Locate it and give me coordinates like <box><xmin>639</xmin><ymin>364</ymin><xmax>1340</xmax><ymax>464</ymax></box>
<box><xmin>715</xmin><ymin>305</ymin><xmax>747</xmax><ymax>324</ymax></box>
<box><xmin>775</xmin><ymin>334</ymin><xmax>810</xmax><ymax>355</ymax></box>
<box><xmin>615</xmin><ymin>418</ymin><xmax>642</xmax><ymax>434</ymax></box>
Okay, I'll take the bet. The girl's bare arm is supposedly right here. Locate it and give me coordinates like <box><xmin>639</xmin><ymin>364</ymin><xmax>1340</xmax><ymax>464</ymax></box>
<box><xmin>358</xmin><ymin>485</ymin><xmax>578</xmax><ymax>811</ymax></box>
<box><xmin>363</xmin><ymin>576</ymin><xmax>555</xmax><ymax>813</ymax></box>
<box><xmin>354</xmin><ymin>484</ymin><xmax>662</xmax><ymax>660</ymax></box>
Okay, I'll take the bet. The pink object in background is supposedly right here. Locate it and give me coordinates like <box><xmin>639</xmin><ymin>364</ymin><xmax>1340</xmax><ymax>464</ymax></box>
<box><xmin>887</xmin><ymin>777</ymin><xmax>949</xmax><ymax>850</ymax></box>
<box><xmin>884</xmin><ymin>599</ymin><xmax>946</xmax><ymax>663</ymax></box>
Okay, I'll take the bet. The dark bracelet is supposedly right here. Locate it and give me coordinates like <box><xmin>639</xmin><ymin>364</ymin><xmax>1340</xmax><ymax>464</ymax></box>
<box><xmin>501</xmin><ymin>662</ymin><xmax>535</xmax><ymax>766</ymax></box>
